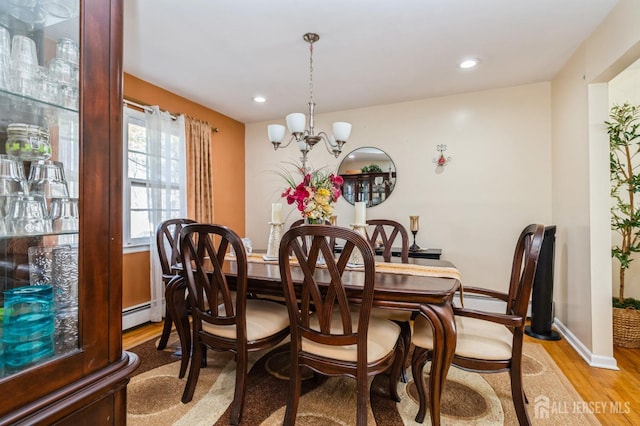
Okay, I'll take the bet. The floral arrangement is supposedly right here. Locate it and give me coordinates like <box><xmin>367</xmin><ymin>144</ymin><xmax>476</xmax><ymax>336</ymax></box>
<box><xmin>278</xmin><ymin>163</ymin><xmax>343</xmax><ymax>222</ymax></box>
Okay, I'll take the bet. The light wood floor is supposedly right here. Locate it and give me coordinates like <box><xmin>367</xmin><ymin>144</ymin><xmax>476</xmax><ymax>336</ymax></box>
<box><xmin>123</xmin><ymin>322</ymin><xmax>640</xmax><ymax>425</ymax></box>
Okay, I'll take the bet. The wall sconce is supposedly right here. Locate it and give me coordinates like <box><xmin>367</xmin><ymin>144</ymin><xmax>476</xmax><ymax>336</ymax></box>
<box><xmin>433</xmin><ymin>144</ymin><xmax>452</xmax><ymax>166</ymax></box>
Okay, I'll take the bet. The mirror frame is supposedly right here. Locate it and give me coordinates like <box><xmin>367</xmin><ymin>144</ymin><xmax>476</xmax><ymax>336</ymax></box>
<box><xmin>337</xmin><ymin>147</ymin><xmax>396</xmax><ymax>207</ymax></box>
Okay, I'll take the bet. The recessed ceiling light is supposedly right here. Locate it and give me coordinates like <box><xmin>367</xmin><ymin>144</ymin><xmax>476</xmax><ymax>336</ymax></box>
<box><xmin>253</xmin><ymin>96</ymin><xmax>266</xmax><ymax>103</ymax></box>
<box><xmin>459</xmin><ymin>58</ymin><xmax>479</xmax><ymax>69</ymax></box>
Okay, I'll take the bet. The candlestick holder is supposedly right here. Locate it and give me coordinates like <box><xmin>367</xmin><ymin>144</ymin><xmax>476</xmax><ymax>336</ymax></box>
<box><xmin>348</xmin><ymin>223</ymin><xmax>367</xmax><ymax>267</ymax></box>
<box><xmin>409</xmin><ymin>230</ymin><xmax>421</xmax><ymax>251</ymax></box>
<box><xmin>264</xmin><ymin>222</ymin><xmax>284</xmax><ymax>260</ymax></box>
<box><xmin>409</xmin><ymin>215</ymin><xmax>420</xmax><ymax>251</ymax></box>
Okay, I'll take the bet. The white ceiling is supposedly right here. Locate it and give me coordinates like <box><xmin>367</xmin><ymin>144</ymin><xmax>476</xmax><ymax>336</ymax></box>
<box><xmin>123</xmin><ymin>0</ymin><xmax>619</xmax><ymax>124</ymax></box>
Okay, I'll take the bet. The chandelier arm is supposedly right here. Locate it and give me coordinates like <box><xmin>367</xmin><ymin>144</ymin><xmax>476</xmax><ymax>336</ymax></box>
<box><xmin>316</xmin><ymin>132</ymin><xmax>343</xmax><ymax>156</ymax></box>
<box><xmin>274</xmin><ymin>134</ymin><xmax>299</xmax><ymax>150</ymax></box>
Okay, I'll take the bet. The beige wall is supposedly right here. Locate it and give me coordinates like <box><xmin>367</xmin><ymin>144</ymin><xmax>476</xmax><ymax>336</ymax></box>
<box><xmin>551</xmin><ymin>0</ymin><xmax>640</xmax><ymax>364</ymax></box>
<box><xmin>245</xmin><ymin>82</ymin><xmax>553</xmax><ymax>292</ymax></box>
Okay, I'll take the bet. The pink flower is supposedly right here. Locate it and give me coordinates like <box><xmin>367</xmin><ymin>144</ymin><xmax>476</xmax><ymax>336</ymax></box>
<box><xmin>278</xmin><ymin>164</ymin><xmax>342</xmax><ymax>220</ymax></box>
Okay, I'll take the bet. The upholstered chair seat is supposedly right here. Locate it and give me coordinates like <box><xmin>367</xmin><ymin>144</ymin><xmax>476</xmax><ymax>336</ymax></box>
<box><xmin>413</xmin><ymin>314</ymin><xmax>513</xmax><ymax>361</ymax></box>
<box><xmin>304</xmin><ymin>310</ymin><xmax>400</xmax><ymax>362</ymax></box>
<box><xmin>203</xmin><ymin>299</ymin><xmax>289</xmax><ymax>341</ymax></box>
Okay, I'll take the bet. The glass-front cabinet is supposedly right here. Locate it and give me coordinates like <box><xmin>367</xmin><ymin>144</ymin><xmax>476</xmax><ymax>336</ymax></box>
<box><xmin>0</xmin><ymin>3</ymin><xmax>80</xmax><ymax>377</ymax></box>
<box><xmin>0</xmin><ymin>1</ymin><xmax>138</xmax><ymax>423</ymax></box>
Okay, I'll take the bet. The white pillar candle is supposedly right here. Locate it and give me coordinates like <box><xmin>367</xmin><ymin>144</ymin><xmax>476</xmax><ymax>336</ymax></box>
<box><xmin>354</xmin><ymin>202</ymin><xmax>366</xmax><ymax>225</ymax></box>
<box><xmin>271</xmin><ymin>203</ymin><xmax>282</xmax><ymax>223</ymax></box>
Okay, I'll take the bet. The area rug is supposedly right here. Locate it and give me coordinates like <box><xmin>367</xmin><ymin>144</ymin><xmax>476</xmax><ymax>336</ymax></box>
<box><xmin>126</xmin><ymin>333</ymin><xmax>599</xmax><ymax>425</ymax></box>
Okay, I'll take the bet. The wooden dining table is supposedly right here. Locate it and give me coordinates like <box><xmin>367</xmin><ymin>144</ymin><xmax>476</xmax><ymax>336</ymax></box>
<box><xmin>167</xmin><ymin>254</ymin><xmax>460</xmax><ymax>426</ymax></box>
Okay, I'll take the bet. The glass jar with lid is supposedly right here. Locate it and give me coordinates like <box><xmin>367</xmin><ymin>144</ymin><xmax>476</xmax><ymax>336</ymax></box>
<box><xmin>5</xmin><ymin>123</ymin><xmax>51</xmax><ymax>161</ymax></box>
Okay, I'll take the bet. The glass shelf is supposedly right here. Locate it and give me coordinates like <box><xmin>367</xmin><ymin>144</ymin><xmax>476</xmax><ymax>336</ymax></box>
<box><xmin>0</xmin><ymin>88</ymin><xmax>78</xmax><ymax>132</ymax></box>
<box><xmin>0</xmin><ymin>88</ymin><xmax>77</xmax><ymax>114</ymax></box>
<box><xmin>0</xmin><ymin>229</ymin><xmax>77</xmax><ymax>240</ymax></box>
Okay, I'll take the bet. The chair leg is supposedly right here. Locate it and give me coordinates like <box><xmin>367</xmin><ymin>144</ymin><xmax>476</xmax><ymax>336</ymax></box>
<box><xmin>166</xmin><ymin>277</ymin><xmax>191</xmax><ymax>379</ymax></box>
<box><xmin>396</xmin><ymin>320</ymin><xmax>412</xmax><ymax>383</ymax></box>
<box><xmin>284</xmin><ymin>349</ymin><xmax>301</xmax><ymax>425</ymax></box>
<box><xmin>181</xmin><ymin>335</ymin><xmax>203</xmax><ymax>404</ymax></box>
<box><xmin>156</xmin><ymin>306</ymin><xmax>173</xmax><ymax>350</ymax></box>
<box><xmin>356</xmin><ymin>374</ymin><xmax>369</xmax><ymax>426</ymax></box>
<box><xmin>411</xmin><ymin>346</ymin><xmax>430</xmax><ymax>424</ymax></box>
<box><xmin>229</xmin><ymin>349</ymin><xmax>248</xmax><ymax>425</ymax></box>
<box><xmin>388</xmin><ymin>338</ymin><xmax>403</xmax><ymax>402</ymax></box>
<box><xmin>510</xmin><ymin>362</ymin><xmax>532</xmax><ymax>426</ymax></box>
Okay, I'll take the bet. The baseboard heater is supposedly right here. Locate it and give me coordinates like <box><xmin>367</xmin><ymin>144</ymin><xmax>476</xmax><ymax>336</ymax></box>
<box><xmin>122</xmin><ymin>303</ymin><xmax>151</xmax><ymax>331</ymax></box>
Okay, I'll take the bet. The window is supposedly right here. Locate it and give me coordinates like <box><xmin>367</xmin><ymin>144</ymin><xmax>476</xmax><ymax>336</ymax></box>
<box><xmin>122</xmin><ymin>106</ymin><xmax>187</xmax><ymax>248</ymax></box>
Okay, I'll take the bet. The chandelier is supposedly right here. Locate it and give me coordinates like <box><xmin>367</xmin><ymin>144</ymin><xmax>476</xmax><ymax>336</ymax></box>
<box><xmin>267</xmin><ymin>33</ymin><xmax>352</xmax><ymax>171</ymax></box>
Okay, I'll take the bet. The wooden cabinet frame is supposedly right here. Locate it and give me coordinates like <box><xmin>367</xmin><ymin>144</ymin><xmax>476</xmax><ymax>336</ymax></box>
<box><xmin>0</xmin><ymin>1</ymin><xmax>139</xmax><ymax>423</ymax></box>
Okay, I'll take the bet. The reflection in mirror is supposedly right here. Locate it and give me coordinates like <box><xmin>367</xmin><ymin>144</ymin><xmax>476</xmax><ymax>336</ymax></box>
<box><xmin>337</xmin><ymin>147</ymin><xmax>396</xmax><ymax>207</ymax></box>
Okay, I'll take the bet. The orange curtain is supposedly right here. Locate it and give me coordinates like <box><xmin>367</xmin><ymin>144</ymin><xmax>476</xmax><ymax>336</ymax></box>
<box><xmin>185</xmin><ymin>116</ymin><xmax>215</xmax><ymax>223</ymax></box>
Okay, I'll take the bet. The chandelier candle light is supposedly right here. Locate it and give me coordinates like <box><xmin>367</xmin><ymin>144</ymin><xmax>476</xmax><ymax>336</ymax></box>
<box><xmin>409</xmin><ymin>215</ymin><xmax>421</xmax><ymax>251</ymax></box>
<box><xmin>264</xmin><ymin>203</ymin><xmax>284</xmax><ymax>260</ymax></box>
<box><xmin>348</xmin><ymin>201</ymin><xmax>368</xmax><ymax>267</ymax></box>
<box><xmin>267</xmin><ymin>33</ymin><xmax>352</xmax><ymax>172</ymax></box>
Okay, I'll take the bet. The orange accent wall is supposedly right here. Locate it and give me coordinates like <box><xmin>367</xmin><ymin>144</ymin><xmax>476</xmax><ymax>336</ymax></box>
<box><xmin>123</xmin><ymin>250</ymin><xmax>151</xmax><ymax>307</ymax></box>
<box><xmin>121</xmin><ymin>73</ymin><xmax>245</xmax><ymax>309</ymax></box>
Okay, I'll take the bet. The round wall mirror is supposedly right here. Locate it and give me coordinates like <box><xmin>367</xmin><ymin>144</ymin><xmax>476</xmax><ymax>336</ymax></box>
<box><xmin>337</xmin><ymin>147</ymin><xmax>396</xmax><ymax>207</ymax></box>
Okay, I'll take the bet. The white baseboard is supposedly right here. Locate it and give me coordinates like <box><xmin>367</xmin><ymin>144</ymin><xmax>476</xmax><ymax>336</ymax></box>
<box><xmin>122</xmin><ymin>303</ymin><xmax>152</xmax><ymax>331</ymax></box>
<box><xmin>552</xmin><ymin>318</ymin><xmax>619</xmax><ymax>370</ymax></box>
<box><xmin>460</xmin><ymin>294</ymin><xmax>620</xmax><ymax>370</ymax></box>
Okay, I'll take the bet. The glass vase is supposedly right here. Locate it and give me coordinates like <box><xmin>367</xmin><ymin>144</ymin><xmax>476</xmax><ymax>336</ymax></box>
<box><xmin>305</xmin><ymin>217</ymin><xmax>327</xmax><ymax>264</ymax></box>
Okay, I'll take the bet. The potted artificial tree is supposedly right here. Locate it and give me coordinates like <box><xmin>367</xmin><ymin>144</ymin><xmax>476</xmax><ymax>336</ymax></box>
<box><xmin>607</xmin><ymin>102</ymin><xmax>640</xmax><ymax>348</ymax></box>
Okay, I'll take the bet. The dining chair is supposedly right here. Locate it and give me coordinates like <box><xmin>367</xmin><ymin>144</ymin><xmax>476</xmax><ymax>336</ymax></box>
<box><xmin>365</xmin><ymin>218</ymin><xmax>409</xmax><ymax>263</ymax></box>
<box><xmin>155</xmin><ymin>218</ymin><xmax>196</xmax><ymax>350</ymax></box>
<box><xmin>289</xmin><ymin>218</ymin><xmax>333</xmax><ymax>254</ymax></box>
<box><xmin>365</xmin><ymin>218</ymin><xmax>412</xmax><ymax>381</ymax></box>
<box><xmin>410</xmin><ymin>223</ymin><xmax>545</xmax><ymax>424</ymax></box>
<box><xmin>178</xmin><ymin>223</ymin><xmax>290</xmax><ymax>425</ymax></box>
<box><xmin>279</xmin><ymin>224</ymin><xmax>403</xmax><ymax>426</ymax></box>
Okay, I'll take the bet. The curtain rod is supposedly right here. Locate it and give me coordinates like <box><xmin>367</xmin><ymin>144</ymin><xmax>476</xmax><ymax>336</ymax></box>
<box><xmin>123</xmin><ymin>99</ymin><xmax>219</xmax><ymax>132</ymax></box>
<box><xmin>123</xmin><ymin>99</ymin><xmax>178</xmax><ymax>119</ymax></box>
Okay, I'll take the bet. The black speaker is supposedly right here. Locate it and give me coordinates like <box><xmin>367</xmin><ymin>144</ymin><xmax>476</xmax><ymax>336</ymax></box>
<box><xmin>525</xmin><ymin>225</ymin><xmax>561</xmax><ymax>340</ymax></box>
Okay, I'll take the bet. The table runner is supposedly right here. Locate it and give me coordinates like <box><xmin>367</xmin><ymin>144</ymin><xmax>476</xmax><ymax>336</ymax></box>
<box><xmin>235</xmin><ymin>253</ymin><xmax>464</xmax><ymax>305</ymax></box>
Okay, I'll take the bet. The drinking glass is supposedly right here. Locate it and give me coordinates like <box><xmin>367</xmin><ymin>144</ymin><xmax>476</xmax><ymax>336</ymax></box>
<box><xmin>54</xmin><ymin>306</ymin><xmax>78</xmax><ymax>355</ymax></box>
<box><xmin>8</xmin><ymin>4</ymin><xmax>46</xmax><ymax>27</ymax></box>
<box><xmin>242</xmin><ymin>237</ymin><xmax>252</xmax><ymax>254</ymax></box>
<box><xmin>41</xmin><ymin>0</ymin><xmax>80</xmax><ymax>19</ymax></box>
<box><xmin>11</xmin><ymin>35</ymin><xmax>38</xmax><ymax>67</ymax></box>
<box><xmin>0</xmin><ymin>154</ymin><xmax>27</xmax><ymax>196</ymax></box>
<box><xmin>49</xmin><ymin>197</ymin><xmax>78</xmax><ymax>232</ymax></box>
<box><xmin>51</xmin><ymin>246</ymin><xmax>78</xmax><ymax>309</ymax></box>
<box><xmin>0</xmin><ymin>54</ymin><xmax>10</xmax><ymax>91</ymax></box>
<box><xmin>48</xmin><ymin>57</ymin><xmax>76</xmax><ymax>87</ymax></box>
<box><xmin>2</xmin><ymin>285</ymin><xmax>55</xmax><ymax>373</ymax></box>
<box><xmin>36</xmin><ymin>74</ymin><xmax>59</xmax><ymax>104</ymax></box>
<box><xmin>6</xmin><ymin>195</ymin><xmax>52</xmax><ymax>234</ymax></box>
<box><xmin>55</xmin><ymin>38</ymin><xmax>79</xmax><ymax>65</ymax></box>
<box><xmin>59</xmin><ymin>85</ymin><xmax>78</xmax><ymax>109</ymax></box>
<box><xmin>28</xmin><ymin>245</ymin><xmax>71</xmax><ymax>286</ymax></box>
<box><xmin>0</xmin><ymin>26</ymin><xmax>10</xmax><ymax>57</ymax></box>
<box><xmin>28</xmin><ymin>160</ymin><xmax>69</xmax><ymax>199</ymax></box>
